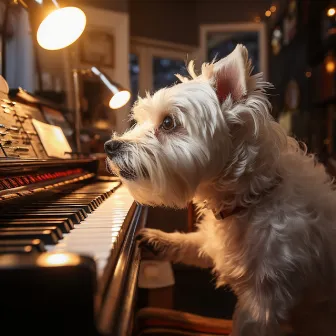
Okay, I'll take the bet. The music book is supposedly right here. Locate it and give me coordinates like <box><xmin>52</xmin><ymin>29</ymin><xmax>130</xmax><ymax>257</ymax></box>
<box><xmin>32</xmin><ymin>119</ymin><xmax>72</xmax><ymax>159</ymax></box>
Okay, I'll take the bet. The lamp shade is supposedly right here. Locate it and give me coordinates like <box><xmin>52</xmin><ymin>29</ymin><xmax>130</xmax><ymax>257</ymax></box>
<box><xmin>37</xmin><ymin>6</ymin><xmax>86</xmax><ymax>50</ymax></box>
<box><xmin>91</xmin><ymin>67</ymin><xmax>131</xmax><ymax>109</ymax></box>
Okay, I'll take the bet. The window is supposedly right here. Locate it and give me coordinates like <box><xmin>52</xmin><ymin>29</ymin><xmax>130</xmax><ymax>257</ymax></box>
<box><xmin>130</xmin><ymin>37</ymin><xmax>197</xmax><ymax>96</ymax></box>
<box><xmin>153</xmin><ymin>57</ymin><xmax>188</xmax><ymax>91</ymax></box>
<box><xmin>207</xmin><ymin>31</ymin><xmax>260</xmax><ymax>74</ymax></box>
<box><xmin>129</xmin><ymin>53</ymin><xmax>139</xmax><ymax>106</ymax></box>
<box><xmin>200</xmin><ymin>23</ymin><xmax>267</xmax><ymax>80</ymax></box>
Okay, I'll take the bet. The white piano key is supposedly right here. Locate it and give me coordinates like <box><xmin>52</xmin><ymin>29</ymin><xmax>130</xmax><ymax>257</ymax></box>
<box><xmin>47</xmin><ymin>185</ymin><xmax>134</xmax><ymax>276</ymax></box>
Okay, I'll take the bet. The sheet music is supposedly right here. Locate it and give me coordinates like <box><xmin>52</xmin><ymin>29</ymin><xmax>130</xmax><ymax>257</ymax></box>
<box><xmin>32</xmin><ymin>119</ymin><xmax>72</xmax><ymax>159</ymax></box>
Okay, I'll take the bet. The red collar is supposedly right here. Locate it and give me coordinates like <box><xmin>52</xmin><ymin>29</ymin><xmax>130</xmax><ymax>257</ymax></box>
<box><xmin>211</xmin><ymin>177</ymin><xmax>282</xmax><ymax>220</ymax></box>
<box><xmin>213</xmin><ymin>206</ymin><xmax>247</xmax><ymax>220</ymax></box>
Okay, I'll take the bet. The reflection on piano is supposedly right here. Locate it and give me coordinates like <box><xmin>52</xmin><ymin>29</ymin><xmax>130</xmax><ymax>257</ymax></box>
<box><xmin>0</xmin><ymin>86</ymin><xmax>146</xmax><ymax>335</ymax></box>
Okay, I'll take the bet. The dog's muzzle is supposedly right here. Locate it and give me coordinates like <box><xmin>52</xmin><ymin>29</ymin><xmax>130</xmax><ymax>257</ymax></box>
<box><xmin>104</xmin><ymin>140</ymin><xmax>123</xmax><ymax>159</ymax></box>
<box><xmin>104</xmin><ymin>139</ymin><xmax>138</xmax><ymax>180</ymax></box>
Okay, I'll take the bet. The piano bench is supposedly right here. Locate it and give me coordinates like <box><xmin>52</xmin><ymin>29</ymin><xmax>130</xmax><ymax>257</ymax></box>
<box><xmin>134</xmin><ymin>307</ymin><xmax>296</xmax><ymax>336</ymax></box>
<box><xmin>134</xmin><ymin>307</ymin><xmax>232</xmax><ymax>336</ymax></box>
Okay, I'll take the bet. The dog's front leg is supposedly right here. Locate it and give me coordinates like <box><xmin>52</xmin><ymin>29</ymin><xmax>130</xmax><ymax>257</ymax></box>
<box><xmin>136</xmin><ymin>228</ymin><xmax>213</xmax><ymax>268</ymax></box>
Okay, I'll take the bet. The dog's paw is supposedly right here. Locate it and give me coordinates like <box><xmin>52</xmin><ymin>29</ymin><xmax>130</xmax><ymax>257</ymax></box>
<box><xmin>135</xmin><ymin>228</ymin><xmax>169</xmax><ymax>257</ymax></box>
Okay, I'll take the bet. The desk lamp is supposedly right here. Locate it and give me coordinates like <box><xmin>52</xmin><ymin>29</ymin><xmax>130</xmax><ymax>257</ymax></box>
<box><xmin>72</xmin><ymin>67</ymin><xmax>131</xmax><ymax>151</ymax></box>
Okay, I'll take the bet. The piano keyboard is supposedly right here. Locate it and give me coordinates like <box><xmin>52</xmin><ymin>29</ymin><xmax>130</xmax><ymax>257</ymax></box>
<box><xmin>48</xmin><ymin>184</ymin><xmax>134</xmax><ymax>276</ymax></box>
<box><xmin>0</xmin><ymin>177</ymin><xmax>146</xmax><ymax>336</ymax></box>
<box><xmin>0</xmin><ymin>179</ymin><xmax>136</xmax><ymax>279</ymax></box>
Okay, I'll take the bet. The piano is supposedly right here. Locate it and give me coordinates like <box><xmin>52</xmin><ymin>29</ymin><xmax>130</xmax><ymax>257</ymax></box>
<box><xmin>0</xmin><ymin>85</ymin><xmax>146</xmax><ymax>335</ymax></box>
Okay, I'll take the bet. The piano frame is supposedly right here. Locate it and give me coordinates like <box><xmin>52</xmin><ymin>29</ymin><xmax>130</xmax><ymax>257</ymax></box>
<box><xmin>0</xmin><ymin>156</ymin><xmax>147</xmax><ymax>336</ymax></box>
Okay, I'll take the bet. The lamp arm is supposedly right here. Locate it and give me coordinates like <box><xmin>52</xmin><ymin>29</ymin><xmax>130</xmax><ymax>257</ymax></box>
<box><xmin>71</xmin><ymin>66</ymin><xmax>129</xmax><ymax>152</ymax></box>
<box><xmin>72</xmin><ymin>69</ymin><xmax>82</xmax><ymax>152</ymax></box>
<box><xmin>90</xmin><ymin>66</ymin><xmax>120</xmax><ymax>95</ymax></box>
<box><xmin>1</xmin><ymin>0</ymin><xmax>11</xmax><ymax>78</ymax></box>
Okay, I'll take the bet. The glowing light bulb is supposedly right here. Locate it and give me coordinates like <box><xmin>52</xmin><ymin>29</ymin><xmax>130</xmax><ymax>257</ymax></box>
<box><xmin>265</xmin><ymin>10</ymin><xmax>272</xmax><ymax>17</ymax></box>
<box><xmin>270</xmin><ymin>5</ymin><xmax>276</xmax><ymax>13</ymax></box>
<box><xmin>109</xmin><ymin>91</ymin><xmax>131</xmax><ymax>109</ymax></box>
<box><xmin>37</xmin><ymin>7</ymin><xmax>86</xmax><ymax>50</ymax></box>
<box><xmin>326</xmin><ymin>59</ymin><xmax>336</xmax><ymax>73</ymax></box>
<box><xmin>328</xmin><ymin>7</ymin><xmax>336</xmax><ymax>17</ymax></box>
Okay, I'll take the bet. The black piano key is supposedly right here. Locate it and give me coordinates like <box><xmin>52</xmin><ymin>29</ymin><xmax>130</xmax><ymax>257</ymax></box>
<box><xmin>29</xmin><ymin>203</ymin><xmax>92</xmax><ymax>214</ymax></box>
<box><xmin>0</xmin><ymin>217</ymin><xmax>74</xmax><ymax>230</ymax></box>
<box><xmin>0</xmin><ymin>220</ymin><xmax>71</xmax><ymax>233</ymax></box>
<box><xmin>11</xmin><ymin>209</ymin><xmax>82</xmax><ymax>222</ymax></box>
<box><xmin>22</xmin><ymin>204</ymin><xmax>87</xmax><ymax>220</ymax></box>
<box><xmin>0</xmin><ymin>239</ymin><xmax>46</xmax><ymax>252</ymax></box>
<box><xmin>0</xmin><ymin>226</ymin><xmax>63</xmax><ymax>240</ymax></box>
<box><xmin>2</xmin><ymin>212</ymin><xmax>81</xmax><ymax>224</ymax></box>
<box><xmin>16</xmin><ymin>208</ymin><xmax>86</xmax><ymax>221</ymax></box>
<box><xmin>35</xmin><ymin>200</ymin><xmax>96</xmax><ymax>211</ymax></box>
<box><xmin>0</xmin><ymin>230</ymin><xmax>59</xmax><ymax>245</ymax></box>
<box><xmin>59</xmin><ymin>195</ymin><xmax>103</xmax><ymax>203</ymax></box>
<box><xmin>66</xmin><ymin>192</ymin><xmax>110</xmax><ymax>199</ymax></box>
<box><xmin>0</xmin><ymin>246</ymin><xmax>36</xmax><ymax>254</ymax></box>
<box><xmin>21</xmin><ymin>206</ymin><xmax>88</xmax><ymax>219</ymax></box>
<box><xmin>55</xmin><ymin>199</ymin><xmax>99</xmax><ymax>210</ymax></box>
<box><xmin>57</xmin><ymin>196</ymin><xmax>102</xmax><ymax>206</ymax></box>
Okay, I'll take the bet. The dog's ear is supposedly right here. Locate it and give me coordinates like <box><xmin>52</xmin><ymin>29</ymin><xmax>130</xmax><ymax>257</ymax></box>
<box><xmin>211</xmin><ymin>44</ymin><xmax>251</xmax><ymax>104</ymax></box>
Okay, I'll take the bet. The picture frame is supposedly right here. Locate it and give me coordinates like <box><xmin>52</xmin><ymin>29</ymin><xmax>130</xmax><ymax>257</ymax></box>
<box><xmin>79</xmin><ymin>27</ymin><xmax>115</xmax><ymax>68</ymax></box>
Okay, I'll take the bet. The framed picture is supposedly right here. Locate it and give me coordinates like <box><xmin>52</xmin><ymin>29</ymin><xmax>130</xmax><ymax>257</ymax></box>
<box><xmin>79</xmin><ymin>28</ymin><xmax>115</xmax><ymax>68</ymax></box>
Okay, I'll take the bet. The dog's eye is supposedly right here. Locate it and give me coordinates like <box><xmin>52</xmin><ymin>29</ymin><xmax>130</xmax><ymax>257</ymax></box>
<box><xmin>161</xmin><ymin>116</ymin><xmax>176</xmax><ymax>131</ymax></box>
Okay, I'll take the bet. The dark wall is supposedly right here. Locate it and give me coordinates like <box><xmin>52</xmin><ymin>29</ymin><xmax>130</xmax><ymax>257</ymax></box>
<box><xmin>196</xmin><ymin>0</ymin><xmax>270</xmax><ymax>24</ymax></box>
<box><xmin>130</xmin><ymin>0</ymin><xmax>198</xmax><ymax>46</ymax></box>
<box><xmin>130</xmin><ymin>0</ymin><xmax>271</xmax><ymax>47</ymax></box>
<box><xmin>64</xmin><ymin>0</ymin><xmax>128</xmax><ymax>13</ymax></box>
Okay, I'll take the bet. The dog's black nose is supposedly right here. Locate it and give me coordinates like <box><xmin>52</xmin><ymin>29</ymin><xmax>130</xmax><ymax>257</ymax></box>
<box><xmin>104</xmin><ymin>140</ymin><xmax>122</xmax><ymax>157</ymax></box>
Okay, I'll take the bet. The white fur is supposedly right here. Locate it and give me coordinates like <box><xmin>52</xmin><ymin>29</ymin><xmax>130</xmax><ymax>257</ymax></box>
<box><xmin>106</xmin><ymin>45</ymin><xmax>336</xmax><ymax>335</ymax></box>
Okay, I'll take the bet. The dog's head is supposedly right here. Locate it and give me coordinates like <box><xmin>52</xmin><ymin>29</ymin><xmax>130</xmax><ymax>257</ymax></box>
<box><xmin>105</xmin><ymin>45</ymin><xmax>281</xmax><ymax>208</ymax></box>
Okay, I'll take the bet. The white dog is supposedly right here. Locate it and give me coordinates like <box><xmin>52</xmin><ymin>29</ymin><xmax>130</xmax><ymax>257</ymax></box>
<box><xmin>105</xmin><ymin>45</ymin><xmax>336</xmax><ymax>336</ymax></box>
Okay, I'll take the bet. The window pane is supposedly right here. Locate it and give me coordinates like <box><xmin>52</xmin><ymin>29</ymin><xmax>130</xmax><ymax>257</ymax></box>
<box><xmin>129</xmin><ymin>53</ymin><xmax>139</xmax><ymax>106</ymax></box>
<box><xmin>207</xmin><ymin>31</ymin><xmax>259</xmax><ymax>74</ymax></box>
<box><xmin>153</xmin><ymin>57</ymin><xmax>188</xmax><ymax>91</ymax></box>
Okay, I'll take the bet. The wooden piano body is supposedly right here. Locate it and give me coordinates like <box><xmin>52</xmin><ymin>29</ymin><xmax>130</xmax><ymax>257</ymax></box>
<box><xmin>0</xmin><ymin>88</ymin><xmax>145</xmax><ymax>335</ymax></box>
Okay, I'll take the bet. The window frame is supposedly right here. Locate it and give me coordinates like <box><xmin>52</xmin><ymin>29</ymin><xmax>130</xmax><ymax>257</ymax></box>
<box><xmin>199</xmin><ymin>22</ymin><xmax>268</xmax><ymax>80</ymax></box>
<box><xmin>130</xmin><ymin>37</ymin><xmax>199</xmax><ymax>96</ymax></box>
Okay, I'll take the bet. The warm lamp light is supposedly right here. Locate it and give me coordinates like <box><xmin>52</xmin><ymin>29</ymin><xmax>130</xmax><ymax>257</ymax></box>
<box><xmin>110</xmin><ymin>91</ymin><xmax>131</xmax><ymax>109</ymax></box>
<box><xmin>327</xmin><ymin>7</ymin><xmax>336</xmax><ymax>17</ymax></box>
<box><xmin>10</xmin><ymin>1</ymin><xmax>86</xmax><ymax>50</ymax></box>
<box><xmin>72</xmin><ymin>67</ymin><xmax>131</xmax><ymax>151</ymax></box>
<box><xmin>90</xmin><ymin>67</ymin><xmax>131</xmax><ymax>109</ymax></box>
<box><xmin>37</xmin><ymin>6</ymin><xmax>86</xmax><ymax>50</ymax></box>
<box><xmin>326</xmin><ymin>59</ymin><xmax>336</xmax><ymax>73</ymax></box>
<box><xmin>254</xmin><ymin>16</ymin><xmax>261</xmax><ymax>23</ymax></box>
<box><xmin>1</xmin><ymin>0</ymin><xmax>86</xmax><ymax>77</ymax></box>
<box><xmin>37</xmin><ymin>253</ymin><xmax>80</xmax><ymax>266</ymax></box>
